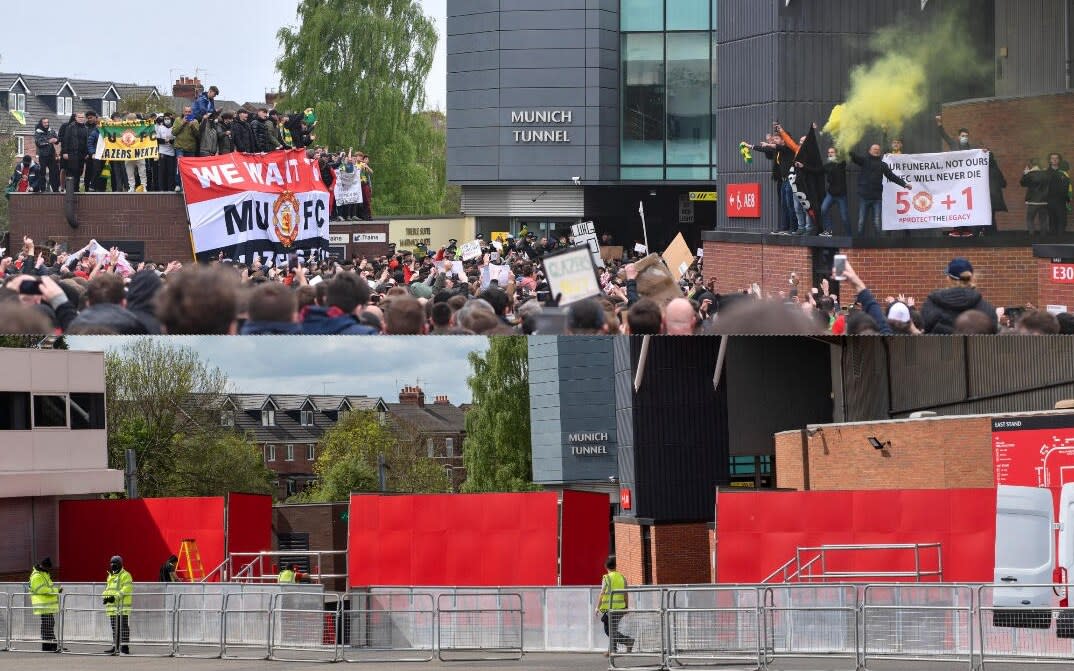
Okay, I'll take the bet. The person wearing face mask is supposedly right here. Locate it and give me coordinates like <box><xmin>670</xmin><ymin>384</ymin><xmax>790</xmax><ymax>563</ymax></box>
<box><xmin>820</xmin><ymin>147</ymin><xmax>848</xmax><ymax>237</ymax></box>
<box><xmin>936</xmin><ymin>115</ymin><xmax>1006</xmax><ymax>237</ymax></box>
<box><xmin>156</xmin><ymin>113</ymin><xmax>177</xmax><ymax>192</ymax></box>
<box><xmin>101</xmin><ymin>555</ymin><xmax>133</xmax><ymax>655</ymax></box>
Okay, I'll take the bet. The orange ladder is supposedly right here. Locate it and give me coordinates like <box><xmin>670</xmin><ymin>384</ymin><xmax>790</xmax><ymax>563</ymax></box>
<box><xmin>176</xmin><ymin>538</ymin><xmax>205</xmax><ymax>582</ymax></box>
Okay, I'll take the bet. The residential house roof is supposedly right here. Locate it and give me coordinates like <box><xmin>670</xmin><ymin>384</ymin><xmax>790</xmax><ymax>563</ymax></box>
<box><xmin>386</xmin><ymin>402</ymin><xmax>467</xmax><ymax>436</ymax></box>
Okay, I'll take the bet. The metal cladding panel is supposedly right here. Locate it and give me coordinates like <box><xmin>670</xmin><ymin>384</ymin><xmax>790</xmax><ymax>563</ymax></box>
<box><xmin>529</xmin><ymin>337</ymin><xmax>564</xmax><ymax>484</ymax></box>
<box><xmin>718</xmin><ymin>35</ymin><xmax>780</xmax><ymax>108</ymax></box>
<box><xmin>625</xmin><ymin>337</ymin><xmax>730</xmax><ymax>524</ymax></box>
<box><xmin>724</xmin><ymin>337</ymin><xmax>833</xmax><ymax>457</ymax></box>
<box><xmin>461</xmin><ymin>186</ymin><xmax>585</xmax><ymax>216</ymax></box>
<box><xmin>966</xmin><ymin>336</ymin><xmax>1074</xmax><ymax>397</ymax></box>
<box><xmin>447</xmin><ymin>2</ymin><xmax>619</xmax><ymax>185</ymax></box>
<box><xmin>613</xmin><ymin>336</ymin><xmax>637</xmax><ymax>516</ymax></box>
<box><xmin>995</xmin><ymin>0</ymin><xmax>1069</xmax><ymax>97</ymax></box>
<box><xmin>777</xmin><ymin>0</ymin><xmax>919</xmax><ymax>33</ymax></box>
<box><xmin>778</xmin><ymin>32</ymin><xmax>871</xmax><ymax>104</ymax></box>
<box><xmin>885</xmin><ymin>337</ymin><xmax>969</xmax><ymax>415</ymax></box>
<box><xmin>718</xmin><ymin>0</ymin><xmax>779</xmax><ymax>42</ymax></box>
<box><xmin>892</xmin><ymin>384</ymin><xmax>1074</xmax><ymax>419</ymax></box>
<box><xmin>840</xmin><ymin>338</ymin><xmax>891</xmax><ymax>423</ymax></box>
<box><xmin>555</xmin><ymin>337</ymin><xmax>618</xmax><ymax>483</ymax></box>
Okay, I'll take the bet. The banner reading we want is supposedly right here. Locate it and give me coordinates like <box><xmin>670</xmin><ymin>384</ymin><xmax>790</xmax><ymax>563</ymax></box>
<box><xmin>179</xmin><ymin>149</ymin><xmax>330</xmax><ymax>264</ymax></box>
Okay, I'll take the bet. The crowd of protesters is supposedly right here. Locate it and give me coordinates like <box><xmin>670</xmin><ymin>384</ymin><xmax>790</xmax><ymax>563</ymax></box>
<box><xmin>743</xmin><ymin>117</ymin><xmax>1071</xmax><ymax>238</ymax></box>
<box><xmin>0</xmin><ymin>228</ymin><xmax>1067</xmax><ymax>336</ymax></box>
<box><xmin>5</xmin><ymin>85</ymin><xmax>348</xmax><ymax>197</ymax></box>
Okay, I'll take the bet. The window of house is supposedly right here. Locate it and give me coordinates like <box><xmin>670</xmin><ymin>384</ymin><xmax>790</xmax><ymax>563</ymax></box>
<box><xmin>14</xmin><ymin>93</ymin><xmax>25</xmax><ymax>113</ymax></box>
<box><xmin>285</xmin><ymin>444</ymin><xmax>294</xmax><ymax>461</ymax></box>
<box><xmin>266</xmin><ymin>445</ymin><xmax>276</xmax><ymax>462</ymax></box>
<box><xmin>70</xmin><ymin>393</ymin><xmax>106</xmax><ymax>430</ymax></box>
<box><xmin>445</xmin><ymin>437</ymin><xmax>454</xmax><ymax>457</ymax></box>
<box><xmin>427</xmin><ymin>437</ymin><xmax>434</xmax><ymax>458</ymax></box>
<box><xmin>378</xmin><ymin>410</ymin><xmax>386</xmax><ymax>426</ymax></box>
<box><xmin>0</xmin><ymin>392</ymin><xmax>31</xmax><ymax>430</ymax></box>
<box><xmin>59</xmin><ymin>96</ymin><xmax>72</xmax><ymax>116</ymax></box>
<box><xmin>103</xmin><ymin>100</ymin><xmax>116</xmax><ymax>118</ymax></box>
<box><xmin>301</xmin><ymin>410</ymin><xmax>314</xmax><ymax>426</ymax></box>
<box><xmin>220</xmin><ymin>410</ymin><xmax>234</xmax><ymax>427</ymax></box>
<box><xmin>33</xmin><ymin>395</ymin><xmax>67</xmax><ymax>428</ymax></box>
<box><xmin>262</xmin><ymin>409</ymin><xmax>275</xmax><ymax>426</ymax></box>
<box><xmin>307</xmin><ymin>444</ymin><xmax>316</xmax><ymax>461</ymax></box>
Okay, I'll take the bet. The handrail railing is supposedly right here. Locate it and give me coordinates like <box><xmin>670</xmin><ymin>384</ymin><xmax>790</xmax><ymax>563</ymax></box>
<box><xmin>763</xmin><ymin>543</ymin><xmax>943</xmax><ymax>584</ymax></box>
<box><xmin>200</xmin><ymin>550</ymin><xmax>348</xmax><ymax>583</ymax></box>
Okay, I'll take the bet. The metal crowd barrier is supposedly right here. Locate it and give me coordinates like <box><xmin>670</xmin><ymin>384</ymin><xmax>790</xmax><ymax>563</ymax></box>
<box><xmin>6</xmin><ymin>592</ymin><xmax>61</xmax><ymax>654</ymax></box>
<box><xmin>862</xmin><ymin>584</ymin><xmax>974</xmax><ymax>670</ymax></box>
<box><xmin>436</xmin><ymin>592</ymin><xmax>524</xmax><ymax>662</ymax></box>
<box><xmin>175</xmin><ymin>591</ymin><xmax>224</xmax><ymax>658</ymax></box>
<box><xmin>269</xmin><ymin>591</ymin><xmax>342</xmax><ymax>663</ymax></box>
<box><xmin>977</xmin><ymin>584</ymin><xmax>1074</xmax><ymax>668</ymax></box>
<box><xmin>341</xmin><ymin>591</ymin><xmax>435</xmax><ymax>663</ymax></box>
<box><xmin>221</xmin><ymin>590</ymin><xmax>273</xmax><ymax>659</ymax></box>
<box><xmin>665</xmin><ymin>586</ymin><xmax>764</xmax><ymax>670</ymax></box>
<box><xmin>763</xmin><ymin>584</ymin><xmax>859</xmax><ymax>669</ymax></box>
<box><xmin>608</xmin><ymin>587</ymin><xmax>665</xmax><ymax>670</ymax></box>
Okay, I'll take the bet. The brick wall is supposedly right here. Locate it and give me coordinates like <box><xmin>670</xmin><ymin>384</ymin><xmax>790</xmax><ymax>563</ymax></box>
<box><xmin>650</xmin><ymin>522</ymin><xmax>710</xmax><ymax>584</ymax></box>
<box><xmin>273</xmin><ymin>502</ymin><xmax>349</xmax><ymax>592</ymax></box>
<box><xmin>703</xmin><ymin>240</ymin><xmax>1044</xmax><ymax>308</ymax></box>
<box><xmin>774</xmin><ymin>416</ymin><xmax>995</xmax><ymax>492</ymax></box>
<box><xmin>10</xmin><ymin>193</ymin><xmax>194</xmax><ymax>262</ymax></box>
<box><xmin>942</xmin><ymin>93</ymin><xmax>1074</xmax><ymax>232</ymax></box>
<box><xmin>613</xmin><ymin>521</ymin><xmax>644</xmax><ymax>586</ymax></box>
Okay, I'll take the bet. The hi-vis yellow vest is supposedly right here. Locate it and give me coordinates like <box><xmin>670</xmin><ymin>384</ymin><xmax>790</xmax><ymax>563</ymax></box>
<box><xmin>278</xmin><ymin>570</ymin><xmax>296</xmax><ymax>584</ymax></box>
<box><xmin>29</xmin><ymin>569</ymin><xmax>59</xmax><ymax>615</ymax></box>
<box><xmin>599</xmin><ymin>571</ymin><xmax>627</xmax><ymax>612</ymax></box>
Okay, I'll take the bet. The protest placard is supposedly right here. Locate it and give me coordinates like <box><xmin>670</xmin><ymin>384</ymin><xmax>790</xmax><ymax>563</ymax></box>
<box><xmin>542</xmin><ymin>246</ymin><xmax>602</xmax><ymax>305</ymax></box>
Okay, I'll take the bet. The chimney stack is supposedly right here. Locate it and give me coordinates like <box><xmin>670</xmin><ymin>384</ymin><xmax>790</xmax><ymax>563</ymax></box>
<box><xmin>434</xmin><ymin>395</ymin><xmax>451</xmax><ymax>405</ymax></box>
<box><xmin>172</xmin><ymin>75</ymin><xmax>202</xmax><ymax>101</ymax></box>
<box><xmin>399</xmin><ymin>386</ymin><xmax>425</xmax><ymax>408</ymax></box>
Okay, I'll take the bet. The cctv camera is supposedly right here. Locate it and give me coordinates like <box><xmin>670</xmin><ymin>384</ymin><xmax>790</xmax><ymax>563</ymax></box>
<box><xmin>571</xmin><ymin>176</ymin><xmax>581</xmax><ymax>185</ymax></box>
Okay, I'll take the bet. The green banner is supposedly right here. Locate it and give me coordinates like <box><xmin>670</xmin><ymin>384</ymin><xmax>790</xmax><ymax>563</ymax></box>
<box><xmin>94</xmin><ymin>120</ymin><xmax>159</xmax><ymax>161</ymax></box>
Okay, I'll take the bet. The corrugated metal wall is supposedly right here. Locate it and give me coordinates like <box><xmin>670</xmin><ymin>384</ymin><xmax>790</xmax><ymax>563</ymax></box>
<box><xmin>842</xmin><ymin>336</ymin><xmax>1074</xmax><ymax>421</ymax></box>
<box><xmin>461</xmin><ymin>185</ymin><xmax>585</xmax><ymax>216</ymax></box>
<box><xmin>995</xmin><ymin>0</ymin><xmax>1070</xmax><ymax>97</ymax></box>
<box><xmin>615</xmin><ymin>337</ymin><xmax>730</xmax><ymax>523</ymax></box>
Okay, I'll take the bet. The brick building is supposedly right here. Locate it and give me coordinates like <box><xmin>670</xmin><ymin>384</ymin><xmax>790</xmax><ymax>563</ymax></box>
<box><xmin>214</xmin><ymin>393</ymin><xmax>387</xmax><ymax>499</ymax></box>
<box><xmin>386</xmin><ymin>386</ymin><xmax>468</xmax><ymax>491</ymax></box>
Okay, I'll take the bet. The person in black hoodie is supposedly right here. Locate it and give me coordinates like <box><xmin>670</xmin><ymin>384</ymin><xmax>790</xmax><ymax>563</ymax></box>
<box><xmin>241</xmin><ymin>282</ymin><xmax>302</xmax><ymax>334</ymax></box>
<box><xmin>820</xmin><ymin>146</ymin><xmax>848</xmax><ymax>237</ymax></box>
<box><xmin>231</xmin><ymin>109</ymin><xmax>256</xmax><ymax>153</ymax></box>
<box><xmin>34</xmin><ymin>118</ymin><xmax>60</xmax><ymax>192</ymax></box>
<box><xmin>61</xmin><ymin>112</ymin><xmax>89</xmax><ymax>192</ymax></box>
<box><xmin>744</xmin><ymin>127</ymin><xmax>798</xmax><ymax>233</ymax></box>
<box><xmin>849</xmin><ymin>144</ymin><xmax>911</xmax><ymax>237</ymax></box>
<box><xmin>1021</xmin><ymin>158</ymin><xmax>1051</xmax><ymax>235</ymax></box>
<box><xmin>921</xmin><ymin>257</ymin><xmax>998</xmax><ymax>334</ymax></box>
<box><xmin>124</xmin><ymin>269</ymin><xmax>163</xmax><ymax>334</ymax></box>
<box><xmin>66</xmin><ymin>273</ymin><xmax>148</xmax><ymax>335</ymax></box>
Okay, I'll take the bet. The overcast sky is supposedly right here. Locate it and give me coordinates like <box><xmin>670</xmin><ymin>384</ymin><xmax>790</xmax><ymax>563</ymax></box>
<box><xmin>66</xmin><ymin>336</ymin><xmax>487</xmax><ymax>404</ymax></box>
<box><xmin>0</xmin><ymin>0</ymin><xmax>447</xmax><ymax>111</ymax></box>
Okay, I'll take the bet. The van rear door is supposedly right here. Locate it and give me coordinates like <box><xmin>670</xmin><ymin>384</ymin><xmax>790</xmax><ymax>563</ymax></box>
<box><xmin>1059</xmin><ymin>484</ymin><xmax>1074</xmax><ymax>578</ymax></box>
<box><xmin>994</xmin><ymin>485</ymin><xmax>1054</xmax><ymax>608</ymax></box>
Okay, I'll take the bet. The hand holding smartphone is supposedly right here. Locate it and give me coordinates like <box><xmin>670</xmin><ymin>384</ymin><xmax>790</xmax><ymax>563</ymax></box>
<box><xmin>833</xmin><ymin>254</ymin><xmax>847</xmax><ymax>281</ymax></box>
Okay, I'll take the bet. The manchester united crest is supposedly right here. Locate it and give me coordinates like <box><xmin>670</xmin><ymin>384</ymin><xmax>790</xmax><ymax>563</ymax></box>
<box><xmin>272</xmin><ymin>191</ymin><xmax>302</xmax><ymax>248</ymax></box>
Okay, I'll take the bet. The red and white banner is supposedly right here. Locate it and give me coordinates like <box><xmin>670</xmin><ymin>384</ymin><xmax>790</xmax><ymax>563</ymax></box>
<box><xmin>992</xmin><ymin>414</ymin><xmax>1074</xmax><ymax>516</ymax></box>
<box><xmin>882</xmin><ymin>149</ymin><xmax>992</xmax><ymax>230</ymax></box>
<box><xmin>179</xmin><ymin>149</ymin><xmax>330</xmax><ymax>263</ymax></box>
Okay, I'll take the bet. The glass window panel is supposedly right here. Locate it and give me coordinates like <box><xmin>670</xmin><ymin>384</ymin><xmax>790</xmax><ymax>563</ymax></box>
<box><xmin>620</xmin><ymin>167</ymin><xmax>664</xmax><ymax>180</ymax></box>
<box><xmin>70</xmin><ymin>393</ymin><xmax>106</xmax><ymax>430</ymax></box>
<box><xmin>34</xmin><ymin>395</ymin><xmax>67</xmax><ymax>428</ymax></box>
<box><xmin>622</xmin><ymin>0</ymin><xmax>663</xmax><ymax>31</ymax></box>
<box><xmin>666</xmin><ymin>166</ymin><xmax>711</xmax><ymax>180</ymax></box>
<box><xmin>713</xmin><ymin>0</ymin><xmax>719</xmax><ymax>29</ymax></box>
<box><xmin>622</xmin><ymin>33</ymin><xmax>666</xmax><ymax>166</ymax></box>
<box><xmin>666</xmin><ymin>32</ymin><xmax>711</xmax><ymax>166</ymax></box>
<box><xmin>0</xmin><ymin>392</ymin><xmax>31</xmax><ymax>430</ymax></box>
<box><xmin>667</xmin><ymin>0</ymin><xmax>708</xmax><ymax>30</ymax></box>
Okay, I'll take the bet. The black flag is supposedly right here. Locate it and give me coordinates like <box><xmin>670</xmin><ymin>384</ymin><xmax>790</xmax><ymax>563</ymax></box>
<box><xmin>787</xmin><ymin>126</ymin><xmax>826</xmax><ymax>226</ymax></box>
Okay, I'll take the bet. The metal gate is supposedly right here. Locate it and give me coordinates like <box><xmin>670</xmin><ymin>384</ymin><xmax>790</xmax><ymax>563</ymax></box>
<box><xmin>269</xmin><ymin>591</ymin><xmax>341</xmax><ymax>663</ymax></box>
<box><xmin>665</xmin><ymin>586</ymin><xmax>764</xmax><ymax>670</ymax></box>
<box><xmin>341</xmin><ymin>591</ymin><xmax>435</xmax><ymax>663</ymax></box>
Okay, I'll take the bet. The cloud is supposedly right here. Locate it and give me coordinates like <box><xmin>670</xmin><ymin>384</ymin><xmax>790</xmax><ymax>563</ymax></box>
<box><xmin>67</xmin><ymin>336</ymin><xmax>489</xmax><ymax>404</ymax></box>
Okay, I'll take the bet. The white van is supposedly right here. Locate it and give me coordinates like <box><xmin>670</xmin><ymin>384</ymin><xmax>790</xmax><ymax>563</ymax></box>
<box><xmin>993</xmin><ymin>485</ymin><xmax>1055</xmax><ymax>628</ymax></box>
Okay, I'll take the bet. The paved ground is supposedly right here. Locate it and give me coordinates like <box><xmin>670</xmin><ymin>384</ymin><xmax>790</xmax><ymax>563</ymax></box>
<box><xmin>0</xmin><ymin>652</ymin><xmax>1053</xmax><ymax>671</ymax></box>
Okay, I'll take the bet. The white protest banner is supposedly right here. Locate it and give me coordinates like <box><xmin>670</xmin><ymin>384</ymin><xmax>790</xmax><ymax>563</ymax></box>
<box><xmin>333</xmin><ymin>164</ymin><xmax>364</xmax><ymax>205</ymax></box>
<box><xmin>542</xmin><ymin>246</ymin><xmax>601</xmax><ymax>306</ymax></box>
<box><xmin>179</xmin><ymin>148</ymin><xmax>330</xmax><ymax>264</ymax></box>
<box><xmin>882</xmin><ymin>149</ymin><xmax>992</xmax><ymax>231</ymax></box>
<box><xmin>634</xmin><ymin>243</ymin><xmax>648</xmax><ymax>254</ymax></box>
<box><xmin>64</xmin><ymin>239</ymin><xmax>135</xmax><ymax>276</ymax></box>
<box><xmin>571</xmin><ymin>221</ymin><xmax>604</xmax><ymax>268</ymax></box>
<box><xmin>480</xmin><ymin>263</ymin><xmax>512</xmax><ymax>290</ymax></box>
<box><xmin>460</xmin><ymin>240</ymin><xmax>483</xmax><ymax>261</ymax></box>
